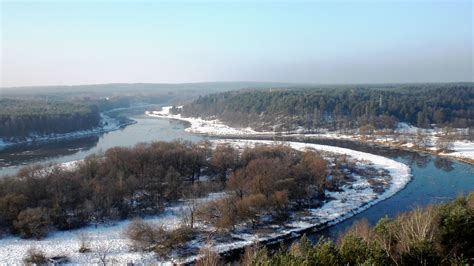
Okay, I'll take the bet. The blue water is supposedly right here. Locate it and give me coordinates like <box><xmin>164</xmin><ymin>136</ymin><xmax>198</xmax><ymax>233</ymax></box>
<box><xmin>300</xmin><ymin>139</ymin><xmax>474</xmax><ymax>240</ymax></box>
<box><xmin>0</xmin><ymin>115</ymin><xmax>206</xmax><ymax>177</ymax></box>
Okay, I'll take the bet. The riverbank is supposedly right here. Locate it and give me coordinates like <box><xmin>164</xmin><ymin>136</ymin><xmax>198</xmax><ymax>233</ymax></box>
<box><xmin>146</xmin><ymin>106</ymin><xmax>474</xmax><ymax>165</ymax></box>
<box><xmin>0</xmin><ymin>114</ymin><xmax>135</xmax><ymax>148</ymax></box>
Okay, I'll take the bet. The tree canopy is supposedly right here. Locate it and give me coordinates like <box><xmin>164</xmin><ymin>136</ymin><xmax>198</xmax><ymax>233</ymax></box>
<box><xmin>0</xmin><ymin>99</ymin><xmax>101</xmax><ymax>138</ymax></box>
<box><xmin>182</xmin><ymin>83</ymin><xmax>474</xmax><ymax>130</ymax></box>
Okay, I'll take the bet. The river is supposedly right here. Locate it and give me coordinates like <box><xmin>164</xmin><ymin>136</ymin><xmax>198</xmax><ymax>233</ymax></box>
<box><xmin>0</xmin><ymin>112</ymin><xmax>473</xmax><ymax>242</ymax></box>
<box><xmin>0</xmin><ymin>114</ymin><xmax>207</xmax><ymax>177</ymax></box>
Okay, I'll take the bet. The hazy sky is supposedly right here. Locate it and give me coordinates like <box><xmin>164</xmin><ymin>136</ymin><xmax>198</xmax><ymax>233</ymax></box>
<box><xmin>1</xmin><ymin>0</ymin><xmax>472</xmax><ymax>87</ymax></box>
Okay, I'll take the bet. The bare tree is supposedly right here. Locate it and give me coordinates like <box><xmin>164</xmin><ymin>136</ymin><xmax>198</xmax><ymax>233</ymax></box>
<box><xmin>435</xmin><ymin>135</ymin><xmax>454</xmax><ymax>152</ymax></box>
<box><xmin>211</xmin><ymin>144</ymin><xmax>238</xmax><ymax>183</ymax></box>
<box><xmin>77</xmin><ymin>232</ymin><xmax>92</xmax><ymax>253</ymax></box>
<box><xmin>180</xmin><ymin>199</ymin><xmax>198</xmax><ymax>229</ymax></box>
<box><xmin>414</xmin><ymin>129</ymin><xmax>429</xmax><ymax>149</ymax></box>
<box><xmin>392</xmin><ymin>206</ymin><xmax>439</xmax><ymax>258</ymax></box>
<box><xmin>94</xmin><ymin>242</ymin><xmax>113</xmax><ymax>266</ymax></box>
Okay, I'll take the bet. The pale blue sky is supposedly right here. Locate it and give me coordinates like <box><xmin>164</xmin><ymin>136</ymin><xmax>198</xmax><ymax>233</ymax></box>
<box><xmin>1</xmin><ymin>0</ymin><xmax>472</xmax><ymax>87</ymax></box>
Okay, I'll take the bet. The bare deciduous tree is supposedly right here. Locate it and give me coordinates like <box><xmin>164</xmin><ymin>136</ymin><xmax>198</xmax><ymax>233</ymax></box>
<box><xmin>179</xmin><ymin>199</ymin><xmax>198</xmax><ymax>229</ymax></box>
<box><xmin>94</xmin><ymin>242</ymin><xmax>113</xmax><ymax>266</ymax></box>
<box><xmin>77</xmin><ymin>232</ymin><xmax>92</xmax><ymax>253</ymax></box>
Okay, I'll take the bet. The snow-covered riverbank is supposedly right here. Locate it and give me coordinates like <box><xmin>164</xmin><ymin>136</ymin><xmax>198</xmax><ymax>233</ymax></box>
<box><xmin>146</xmin><ymin>106</ymin><xmax>265</xmax><ymax>136</ymax></box>
<box><xmin>0</xmin><ymin>114</ymin><xmax>134</xmax><ymax>148</ymax></box>
<box><xmin>146</xmin><ymin>106</ymin><xmax>474</xmax><ymax>163</ymax></box>
<box><xmin>192</xmin><ymin>139</ymin><xmax>411</xmax><ymax>264</ymax></box>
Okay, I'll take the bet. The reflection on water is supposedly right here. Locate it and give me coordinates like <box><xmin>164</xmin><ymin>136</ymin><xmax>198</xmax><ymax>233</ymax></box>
<box><xmin>0</xmin><ymin>136</ymin><xmax>100</xmax><ymax>169</ymax></box>
<box><xmin>434</xmin><ymin>157</ymin><xmax>454</xmax><ymax>172</ymax></box>
<box><xmin>289</xmin><ymin>138</ymin><xmax>474</xmax><ymax>242</ymax></box>
<box><xmin>0</xmin><ymin>115</ymin><xmax>206</xmax><ymax>177</ymax></box>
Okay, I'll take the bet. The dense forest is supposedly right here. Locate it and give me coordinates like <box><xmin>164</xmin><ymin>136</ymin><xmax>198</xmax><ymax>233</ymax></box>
<box><xmin>182</xmin><ymin>83</ymin><xmax>474</xmax><ymax>131</ymax></box>
<box><xmin>0</xmin><ymin>99</ymin><xmax>101</xmax><ymax>138</ymax></box>
<box><xmin>0</xmin><ymin>141</ymin><xmax>335</xmax><ymax>239</ymax></box>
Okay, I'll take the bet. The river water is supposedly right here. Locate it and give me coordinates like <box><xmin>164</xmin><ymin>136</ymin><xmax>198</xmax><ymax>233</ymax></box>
<box><xmin>0</xmin><ymin>114</ymin><xmax>206</xmax><ymax>177</ymax></box>
<box><xmin>0</xmin><ymin>113</ymin><xmax>473</xmax><ymax>240</ymax></box>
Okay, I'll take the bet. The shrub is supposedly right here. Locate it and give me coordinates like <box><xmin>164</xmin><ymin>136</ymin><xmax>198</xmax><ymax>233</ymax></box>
<box><xmin>240</xmin><ymin>244</ymin><xmax>269</xmax><ymax>266</ymax></box>
<box><xmin>153</xmin><ymin>225</ymin><xmax>194</xmax><ymax>257</ymax></box>
<box><xmin>195</xmin><ymin>247</ymin><xmax>222</xmax><ymax>266</ymax></box>
<box><xmin>339</xmin><ymin>235</ymin><xmax>370</xmax><ymax>264</ymax></box>
<box><xmin>126</xmin><ymin>218</ymin><xmax>194</xmax><ymax>257</ymax></box>
<box><xmin>438</xmin><ymin>195</ymin><xmax>474</xmax><ymax>258</ymax></box>
<box><xmin>125</xmin><ymin>218</ymin><xmax>163</xmax><ymax>251</ymax></box>
<box><xmin>14</xmin><ymin>207</ymin><xmax>51</xmax><ymax>239</ymax></box>
<box><xmin>311</xmin><ymin>237</ymin><xmax>341</xmax><ymax>266</ymax></box>
<box><xmin>23</xmin><ymin>247</ymin><xmax>47</xmax><ymax>265</ymax></box>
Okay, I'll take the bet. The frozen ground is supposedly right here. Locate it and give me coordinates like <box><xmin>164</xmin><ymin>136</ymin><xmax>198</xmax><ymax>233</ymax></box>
<box><xmin>0</xmin><ymin>192</ymin><xmax>226</xmax><ymax>265</ymax></box>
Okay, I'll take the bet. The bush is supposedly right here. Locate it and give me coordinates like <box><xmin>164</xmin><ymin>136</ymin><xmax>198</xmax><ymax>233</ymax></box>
<box><xmin>23</xmin><ymin>247</ymin><xmax>47</xmax><ymax>265</ymax></box>
<box><xmin>339</xmin><ymin>235</ymin><xmax>370</xmax><ymax>265</ymax></box>
<box><xmin>125</xmin><ymin>218</ymin><xmax>194</xmax><ymax>257</ymax></box>
<box><xmin>438</xmin><ymin>194</ymin><xmax>474</xmax><ymax>258</ymax></box>
<box><xmin>195</xmin><ymin>246</ymin><xmax>222</xmax><ymax>266</ymax></box>
<box><xmin>240</xmin><ymin>244</ymin><xmax>269</xmax><ymax>266</ymax></box>
<box><xmin>311</xmin><ymin>237</ymin><xmax>341</xmax><ymax>265</ymax></box>
<box><xmin>14</xmin><ymin>207</ymin><xmax>51</xmax><ymax>239</ymax></box>
<box><xmin>125</xmin><ymin>218</ymin><xmax>163</xmax><ymax>251</ymax></box>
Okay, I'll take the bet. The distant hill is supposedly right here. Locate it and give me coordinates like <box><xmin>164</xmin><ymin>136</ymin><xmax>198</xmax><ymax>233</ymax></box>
<box><xmin>0</xmin><ymin>82</ymin><xmax>297</xmax><ymax>97</ymax></box>
<box><xmin>1</xmin><ymin>82</ymin><xmax>300</xmax><ymax>107</ymax></box>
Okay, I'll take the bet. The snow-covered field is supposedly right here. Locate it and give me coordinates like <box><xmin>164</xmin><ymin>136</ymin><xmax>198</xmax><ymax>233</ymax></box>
<box><xmin>0</xmin><ymin>192</ymin><xmax>226</xmax><ymax>265</ymax></box>
<box><xmin>0</xmin><ymin>114</ymin><xmax>131</xmax><ymax>148</ymax></box>
<box><xmin>0</xmin><ymin>138</ymin><xmax>411</xmax><ymax>264</ymax></box>
<box><xmin>146</xmin><ymin>106</ymin><xmax>266</xmax><ymax>136</ymax></box>
<box><xmin>439</xmin><ymin>140</ymin><xmax>474</xmax><ymax>161</ymax></box>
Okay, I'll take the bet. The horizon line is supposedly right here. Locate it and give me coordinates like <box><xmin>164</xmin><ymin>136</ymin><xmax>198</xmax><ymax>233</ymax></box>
<box><xmin>2</xmin><ymin>80</ymin><xmax>473</xmax><ymax>90</ymax></box>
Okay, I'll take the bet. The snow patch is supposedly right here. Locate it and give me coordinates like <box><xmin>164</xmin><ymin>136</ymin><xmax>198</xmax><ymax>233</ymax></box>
<box><xmin>0</xmin><ymin>192</ymin><xmax>226</xmax><ymax>264</ymax></box>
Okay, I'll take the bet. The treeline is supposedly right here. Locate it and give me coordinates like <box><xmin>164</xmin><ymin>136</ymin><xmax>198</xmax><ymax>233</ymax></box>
<box><xmin>182</xmin><ymin>83</ymin><xmax>474</xmax><ymax>130</ymax></box>
<box><xmin>0</xmin><ymin>99</ymin><xmax>101</xmax><ymax>138</ymax></box>
<box><xmin>198</xmin><ymin>193</ymin><xmax>474</xmax><ymax>266</ymax></box>
<box><xmin>0</xmin><ymin>141</ymin><xmax>332</xmax><ymax>239</ymax></box>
